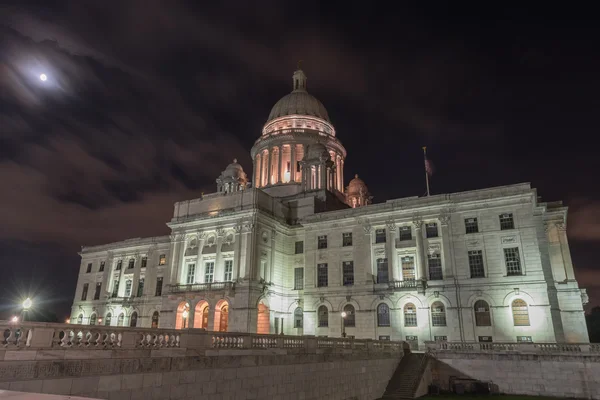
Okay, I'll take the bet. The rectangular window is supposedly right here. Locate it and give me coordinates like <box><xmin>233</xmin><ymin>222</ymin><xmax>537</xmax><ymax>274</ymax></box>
<box><xmin>434</xmin><ymin>336</ymin><xmax>448</xmax><ymax>342</ymax></box>
<box><xmin>224</xmin><ymin>260</ymin><xmax>233</xmax><ymax>281</ymax></box>
<box><xmin>86</xmin><ymin>263</ymin><xmax>92</xmax><ymax>273</ymax></box>
<box><xmin>128</xmin><ymin>259</ymin><xmax>135</xmax><ymax>269</ymax></box>
<box><xmin>81</xmin><ymin>283</ymin><xmax>89</xmax><ymax>301</ymax></box>
<box><xmin>294</xmin><ymin>311</ymin><xmax>303</xmax><ymax>328</ymax></box>
<box><xmin>517</xmin><ymin>336</ymin><xmax>533</xmax><ymax>343</ymax></box>
<box><xmin>111</xmin><ymin>280</ymin><xmax>119</xmax><ymax>298</ymax></box>
<box><xmin>402</xmin><ymin>256</ymin><xmax>415</xmax><ymax>280</ymax></box>
<box><xmin>426</xmin><ymin>222</ymin><xmax>438</xmax><ymax>238</ymax></box>
<box><xmin>342</xmin><ymin>232</ymin><xmax>353</xmax><ymax>247</ymax></box>
<box><xmin>342</xmin><ymin>261</ymin><xmax>354</xmax><ymax>286</ymax></box>
<box><xmin>116</xmin><ymin>260</ymin><xmax>122</xmax><ymax>270</ymax></box>
<box><xmin>204</xmin><ymin>262</ymin><xmax>214</xmax><ymax>283</ymax></box>
<box><xmin>186</xmin><ymin>263</ymin><xmax>196</xmax><ymax>284</ymax></box>
<box><xmin>375</xmin><ymin>229</ymin><xmax>386</xmax><ymax>243</ymax></box>
<box><xmin>137</xmin><ymin>278</ymin><xmax>144</xmax><ymax>297</ymax></box>
<box><xmin>155</xmin><ymin>277</ymin><xmax>163</xmax><ymax>296</ymax></box>
<box><xmin>405</xmin><ymin>335</ymin><xmax>419</xmax><ymax>350</ymax></box>
<box><xmin>99</xmin><ymin>261</ymin><xmax>105</xmax><ymax>272</ymax></box>
<box><xmin>317</xmin><ymin>263</ymin><xmax>328</xmax><ymax>287</ymax></box>
<box><xmin>468</xmin><ymin>250</ymin><xmax>485</xmax><ymax>278</ymax></box>
<box><xmin>376</xmin><ymin>258</ymin><xmax>389</xmax><ymax>284</ymax></box>
<box><xmin>399</xmin><ymin>226</ymin><xmax>412</xmax><ymax>241</ymax></box>
<box><xmin>124</xmin><ymin>280</ymin><xmax>132</xmax><ymax>297</ymax></box>
<box><xmin>159</xmin><ymin>254</ymin><xmax>167</xmax><ymax>265</ymax></box>
<box><xmin>465</xmin><ymin>218</ymin><xmax>479</xmax><ymax>234</ymax></box>
<box><xmin>274</xmin><ymin>317</ymin><xmax>280</xmax><ymax>334</ymax></box>
<box><xmin>428</xmin><ymin>254</ymin><xmax>443</xmax><ymax>280</ymax></box>
<box><xmin>94</xmin><ymin>282</ymin><xmax>101</xmax><ymax>300</ymax></box>
<box><xmin>317</xmin><ymin>235</ymin><xmax>328</xmax><ymax>249</ymax></box>
<box><xmin>295</xmin><ymin>241</ymin><xmax>304</xmax><ymax>254</ymax></box>
<box><xmin>294</xmin><ymin>268</ymin><xmax>304</xmax><ymax>290</ymax></box>
<box><xmin>379</xmin><ymin>335</ymin><xmax>391</xmax><ymax>341</ymax></box>
<box><xmin>141</xmin><ymin>257</ymin><xmax>147</xmax><ymax>269</ymax></box>
<box><xmin>500</xmin><ymin>213</ymin><xmax>514</xmax><ymax>230</ymax></box>
<box><xmin>478</xmin><ymin>336</ymin><xmax>493</xmax><ymax>343</ymax></box>
<box><xmin>504</xmin><ymin>247</ymin><xmax>522</xmax><ymax>276</ymax></box>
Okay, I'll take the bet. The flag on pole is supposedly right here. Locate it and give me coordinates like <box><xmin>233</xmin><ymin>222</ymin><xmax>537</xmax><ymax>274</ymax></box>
<box><xmin>424</xmin><ymin>158</ymin><xmax>433</xmax><ymax>176</ymax></box>
<box><xmin>422</xmin><ymin>146</ymin><xmax>432</xmax><ymax>196</ymax></box>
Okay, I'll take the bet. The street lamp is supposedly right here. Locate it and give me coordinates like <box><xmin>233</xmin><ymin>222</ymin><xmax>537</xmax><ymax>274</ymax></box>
<box><xmin>182</xmin><ymin>309</ymin><xmax>189</xmax><ymax>329</ymax></box>
<box><xmin>22</xmin><ymin>298</ymin><xmax>32</xmax><ymax>322</ymax></box>
<box><xmin>11</xmin><ymin>316</ymin><xmax>18</xmax><ymax>323</ymax></box>
<box><xmin>340</xmin><ymin>311</ymin><xmax>347</xmax><ymax>338</ymax></box>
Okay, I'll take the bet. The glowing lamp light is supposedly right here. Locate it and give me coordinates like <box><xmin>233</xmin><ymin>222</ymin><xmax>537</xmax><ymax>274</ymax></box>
<box><xmin>39</xmin><ymin>73</ymin><xmax>47</xmax><ymax>81</ymax></box>
<box><xmin>98</xmin><ymin>318</ymin><xmax>103</xmax><ymax>324</ymax></box>
<box><xmin>11</xmin><ymin>316</ymin><xmax>18</xmax><ymax>323</ymax></box>
<box><xmin>341</xmin><ymin>312</ymin><xmax>347</xmax><ymax>318</ymax></box>
<box><xmin>22</xmin><ymin>298</ymin><xmax>33</xmax><ymax>310</ymax></box>
<box><xmin>66</xmin><ymin>318</ymin><xmax>71</xmax><ymax>324</ymax></box>
<box><xmin>182</xmin><ymin>310</ymin><xmax>189</xmax><ymax>319</ymax></box>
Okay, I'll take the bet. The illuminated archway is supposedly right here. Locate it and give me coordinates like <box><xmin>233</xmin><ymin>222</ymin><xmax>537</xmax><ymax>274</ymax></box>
<box><xmin>194</xmin><ymin>301</ymin><xmax>209</xmax><ymax>329</ymax></box>
<box><xmin>176</xmin><ymin>302</ymin><xmax>191</xmax><ymax>329</ymax></box>
<box><xmin>257</xmin><ymin>302</ymin><xmax>270</xmax><ymax>334</ymax></box>
<box><xmin>213</xmin><ymin>300</ymin><xmax>229</xmax><ymax>332</ymax></box>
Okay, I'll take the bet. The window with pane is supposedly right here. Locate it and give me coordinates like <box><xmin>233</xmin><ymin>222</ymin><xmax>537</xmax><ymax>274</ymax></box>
<box><xmin>404</xmin><ymin>303</ymin><xmax>417</xmax><ymax>327</ymax></box>
<box><xmin>431</xmin><ymin>301</ymin><xmax>446</xmax><ymax>326</ymax></box>
<box><xmin>428</xmin><ymin>254</ymin><xmax>443</xmax><ymax>280</ymax></box>
<box><xmin>186</xmin><ymin>263</ymin><xmax>196</xmax><ymax>284</ymax></box>
<box><xmin>86</xmin><ymin>263</ymin><xmax>92</xmax><ymax>273</ymax></box>
<box><xmin>294</xmin><ymin>308</ymin><xmax>303</xmax><ymax>328</ymax></box>
<box><xmin>111</xmin><ymin>280</ymin><xmax>119</xmax><ymax>298</ymax></box>
<box><xmin>434</xmin><ymin>336</ymin><xmax>447</xmax><ymax>341</ymax></box>
<box><xmin>130</xmin><ymin>312</ymin><xmax>138</xmax><ymax>327</ymax></box>
<box><xmin>468</xmin><ymin>250</ymin><xmax>485</xmax><ymax>278</ymax></box>
<box><xmin>317</xmin><ymin>263</ymin><xmax>328</xmax><ymax>287</ymax></box>
<box><xmin>512</xmin><ymin>299</ymin><xmax>530</xmax><ymax>326</ymax></box>
<box><xmin>105</xmin><ymin>313</ymin><xmax>112</xmax><ymax>326</ymax></box>
<box><xmin>426</xmin><ymin>222</ymin><xmax>438</xmax><ymax>238</ymax></box>
<box><xmin>318</xmin><ymin>305</ymin><xmax>329</xmax><ymax>327</ymax></box>
<box><xmin>155</xmin><ymin>277</ymin><xmax>163</xmax><ymax>296</ymax></box>
<box><xmin>77</xmin><ymin>314</ymin><xmax>83</xmax><ymax>324</ymax></box>
<box><xmin>317</xmin><ymin>235</ymin><xmax>328</xmax><ymax>249</ymax></box>
<box><xmin>116</xmin><ymin>260</ymin><xmax>122</xmax><ymax>270</ymax></box>
<box><xmin>99</xmin><ymin>261</ymin><xmax>105</xmax><ymax>272</ymax></box>
<box><xmin>159</xmin><ymin>254</ymin><xmax>167</xmax><ymax>265</ymax></box>
<box><xmin>342</xmin><ymin>261</ymin><xmax>354</xmax><ymax>286</ymax></box>
<box><xmin>94</xmin><ymin>282</ymin><xmax>102</xmax><ymax>300</ymax></box>
<box><xmin>342</xmin><ymin>232</ymin><xmax>353</xmax><ymax>247</ymax></box>
<box><xmin>377</xmin><ymin>303</ymin><xmax>390</xmax><ymax>327</ymax></box>
<box><xmin>500</xmin><ymin>213</ymin><xmax>514</xmax><ymax>230</ymax></box>
<box><xmin>141</xmin><ymin>257</ymin><xmax>147</xmax><ymax>269</ymax></box>
<box><xmin>294</xmin><ymin>267</ymin><xmax>304</xmax><ymax>290</ymax></box>
<box><xmin>474</xmin><ymin>300</ymin><xmax>491</xmax><ymax>326</ymax></box>
<box><xmin>89</xmin><ymin>314</ymin><xmax>97</xmax><ymax>325</ymax></box>
<box><xmin>137</xmin><ymin>278</ymin><xmax>144</xmax><ymax>297</ymax></box>
<box><xmin>465</xmin><ymin>218</ymin><xmax>479</xmax><ymax>234</ymax></box>
<box><xmin>343</xmin><ymin>304</ymin><xmax>355</xmax><ymax>327</ymax></box>
<box><xmin>204</xmin><ymin>262</ymin><xmax>214</xmax><ymax>283</ymax></box>
<box><xmin>128</xmin><ymin>259</ymin><xmax>135</xmax><ymax>269</ymax></box>
<box><xmin>376</xmin><ymin>258</ymin><xmax>389</xmax><ymax>284</ymax></box>
<box><xmin>81</xmin><ymin>283</ymin><xmax>89</xmax><ymax>301</ymax></box>
<box><xmin>117</xmin><ymin>313</ymin><xmax>124</xmax><ymax>327</ymax></box>
<box><xmin>478</xmin><ymin>336</ymin><xmax>492</xmax><ymax>342</ymax></box>
<box><xmin>224</xmin><ymin>260</ymin><xmax>233</xmax><ymax>281</ymax></box>
<box><xmin>295</xmin><ymin>241</ymin><xmax>304</xmax><ymax>254</ymax></box>
<box><xmin>375</xmin><ymin>229</ymin><xmax>386</xmax><ymax>243</ymax></box>
<box><xmin>151</xmin><ymin>312</ymin><xmax>159</xmax><ymax>328</ymax></box>
<box><xmin>402</xmin><ymin>256</ymin><xmax>415</xmax><ymax>280</ymax></box>
<box><xmin>517</xmin><ymin>336</ymin><xmax>532</xmax><ymax>343</ymax></box>
<box><xmin>399</xmin><ymin>226</ymin><xmax>412</xmax><ymax>241</ymax></box>
<box><xmin>504</xmin><ymin>247</ymin><xmax>522</xmax><ymax>275</ymax></box>
<box><xmin>125</xmin><ymin>279</ymin><xmax>132</xmax><ymax>296</ymax></box>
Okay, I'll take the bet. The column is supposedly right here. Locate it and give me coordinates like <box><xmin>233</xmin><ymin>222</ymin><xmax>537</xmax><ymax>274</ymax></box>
<box><xmin>258</xmin><ymin>154</ymin><xmax>263</xmax><ymax>187</ymax></box>
<box><xmin>102</xmin><ymin>253</ymin><xmax>113</xmax><ymax>298</ymax></box>
<box><xmin>557</xmin><ymin>223</ymin><xmax>575</xmax><ymax>280</ymax></box>
<box><xmin>269</xmin><ymin>230</ymin><xmax>276</xmax><ymax>283</ymax></box>
<box><xmin>340</xmin><ymin>159</ymin><xmax>344</xmax><ymax>191</ymax></box>
<box><xmin>142</xmin><ymin>250</ymin><xmax>156</xmax><ymax>296</ymax></box>
<box><xmin>267</xmin><ymin>149</ymin><xmax>272</xmax><ymax>186</ymax></box>
<box><xmin>364</xmin><ymin>225</ymin><xmax>373</xmax><ymax>284</ymax></box>
<box><xmin>332</xmin><ymin>165</ymin><xmax>337</xmax><ymax>192</ymax></box>
<box><xmin>132</xmin><ymin>255</ymin><xmax>141</xmax><ymax>297</ymax></box>
<box><xmin>278</xmin><ymin>145</ymin><xmax>283</xmax><ymax>184</ymax></box>
<box><xmin>215</xmin><ymin>229</ymin><xmax>225</xmax><ymax>283</ymax></box>
<box><xmin>440</xmin><ymin>215</ymin><xmax>453</xmax><ymax>279</ymax></box>
<box><xmin>233</xmin><ymin>225</ymin><xmax>243</xmax><ymax>280</ymax></box>
<box><xmin>320</xmin><ymin>164</ymin><xmax>327</xmax><ymax>190</ymax></box>
<box><xmin>290</xmin><ymin>144</ymin><xmax>296</xmax><ymax>183</ymax></box>
<box><xmin>167</xmin><ymin>234</ymin><xmax>184</xmax><ymax>285</ymax></box>
<box><xmin>413</xmin><ymin>219</ymin><xmax>426</xmax><ymax>281</ymax></box>
<box><xmin>336</xmin><ymin>156</ymin><xmax>341</xmax><ymax>191</ymax></box>
<box><xmin>386</xmin><ymin>222</ymin><xmax>398</xmax><ymax>281</ymax></box>
<box><xmin>254</xmin><ymin>156</ymin><xmax>259</xmax><ymax>187</ymax></box>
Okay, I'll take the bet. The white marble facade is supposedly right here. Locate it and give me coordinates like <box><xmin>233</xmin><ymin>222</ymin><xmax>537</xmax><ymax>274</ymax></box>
<box><xmin>71</xmin><ymin>68</ymin><xmax>589</xmax><ymax>346</ymax></box>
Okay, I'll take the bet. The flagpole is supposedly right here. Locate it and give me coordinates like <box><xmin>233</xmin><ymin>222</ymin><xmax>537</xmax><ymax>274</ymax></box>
<box><xmin>423</xmin><ymin>146</ymin><xmax>430</xmax><ymax>196</ymax></box>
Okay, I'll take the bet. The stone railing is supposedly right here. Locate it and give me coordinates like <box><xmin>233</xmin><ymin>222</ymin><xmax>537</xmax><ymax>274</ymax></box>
<box><xmin>168</xmin><ymin>281</ymin><xmax>235</xmax><ymax>294</ymax></box>
<box><xmin>425</xmin><ymin>341</ymin><xmax>600</xmax><ymax>354</ymax></box>
<box><xmin>1</xmin><ymin>321</ymin><xmax>403</xmax><ymax>355</ymax></box>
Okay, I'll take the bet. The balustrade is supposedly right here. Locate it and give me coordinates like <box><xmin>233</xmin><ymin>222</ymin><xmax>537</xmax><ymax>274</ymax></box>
<box><xmin>426</xmin><ymin>341</ymin><xmax>600</xmax><ymax>354</ymax></box>
<box><xmin>169</xmin><ymin>281</ymin><xmax>235</xmax><ymax>294</ymax></box>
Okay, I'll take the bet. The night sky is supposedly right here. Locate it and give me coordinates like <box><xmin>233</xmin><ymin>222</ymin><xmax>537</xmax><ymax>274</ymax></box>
<box><xmin>1</xmin><ymin>2</ymin><xmax>599</xmax><ymax>320</ymax></box>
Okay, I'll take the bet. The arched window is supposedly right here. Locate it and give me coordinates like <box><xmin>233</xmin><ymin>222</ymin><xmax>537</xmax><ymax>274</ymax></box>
<box><xmin>512</xmin><ymin>299</ymin><xmax>530</xmax><ymax>326</ymax></box>
<box><xmin>194</xmin><ymin>301</ymin><xmax>209</xmax><ymax>329</ymax></box>
<box><xmin>117</xmin><ymin>313</ymin><xmax>124</xmax><ymax>327</ymax></box>
<box><xmin>404</xmin><ymin>303</ymin><xmax>417</xmax><ymax>327</ymax></box>
<box><xmin>294</xmin><ymin>307</ymin><xmax>303</xmax><ymax>328</ymax></box>
<box><xmin>105</xmin><ymin>313</ymin><xmax>112</xmax><ymax>326</ymax></box>
<box><xmin>377</xmin><ymin>303</ymin><xmax>390</xmax><ymax>327</ymax></box>
<box><xmin>130</xmin><ymin>312</ymin><xmax>138</xmax><ymax>327</ymax></box>
<box><xmin>431</xmin><ymin>302</ymin><xmax>446</xmax><ymax>326</ymax></box>
<box><xmin>151</xmin><ymin>311</ymin><xmax>159</xmax><ymax>329</ymax></box>
<box><xmin>474</xmin><ymin>300</ymin><xmax>491</xmax><ymax>326</ymax></box>
<box><xmin>318</xmin><ymin>306</ymin><xmax>328</xmax><ymax>327</ymax></box>
<box><xmin>343</xmin><ymin>304</ymin><xmax>355</xmax><ymax>327</ymax></box>
<box><xmin>77</xmin><ymin>314</ymin><xmax>83</xmax><ymax>324</ymax></box>
<box><xmin>89</xmin><ymin>313</ymin><xmax>97</xmax><ymax>325</ymax></box>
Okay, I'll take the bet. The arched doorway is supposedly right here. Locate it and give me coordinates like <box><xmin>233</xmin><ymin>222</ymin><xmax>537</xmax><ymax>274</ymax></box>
<box><xmin>151</xmin><ymin>311</ymin><xmax>159</xmax><ymax>328</ymax></box>
<box><xmin>257</xmin><ymin>302</ymin><xmax>270</xmax><ymax>334</ymax></box>
<box><xmin>213</xmin><ymin>300</ymin><xmax>229</xmax><ymax>332</ymax></box>
<box><xmin>194</xmin><ymin>301</ymin><xmax>209</xmax><ymax>329</ymax></box>
<box><xmin>130</xmin><ymin>312</ymin><xmax>138</xmax><ymax>327</ymax></box>
<box><xmin>176</xmin><ymin>302</ymin><xmax>190</xmax><ymax>329</ymax></box>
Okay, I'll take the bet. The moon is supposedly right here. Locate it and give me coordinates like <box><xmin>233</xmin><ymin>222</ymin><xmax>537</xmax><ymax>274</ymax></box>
<box><xmin>40</xmin><ymin>74</ymin><xmax>47</xmax><ymax>81</ymax></box>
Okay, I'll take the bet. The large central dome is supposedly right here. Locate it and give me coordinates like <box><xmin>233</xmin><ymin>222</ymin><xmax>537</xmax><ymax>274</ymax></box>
<box><xmin>266</xmin><ymin>69</ymin><xmax>330</xmax><ymax>123</ymax></box>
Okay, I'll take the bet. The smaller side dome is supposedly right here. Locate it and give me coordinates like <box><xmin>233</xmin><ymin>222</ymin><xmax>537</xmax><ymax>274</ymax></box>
<box><xmin>346</xmin><ymin>174</ymin><xmax>372</xmax><ymax>208</ymax></box>
<box><xmin>217</xmin><ymin>158</ymin><xmax>248</xmax><ymax>193</ymax></box>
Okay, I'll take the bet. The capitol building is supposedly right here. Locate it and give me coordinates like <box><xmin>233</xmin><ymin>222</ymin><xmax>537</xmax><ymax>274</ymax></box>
<box><xmin>71</xmin><ymin>68</ymin><xmax>589</xmax><ymax>346</ymax></box>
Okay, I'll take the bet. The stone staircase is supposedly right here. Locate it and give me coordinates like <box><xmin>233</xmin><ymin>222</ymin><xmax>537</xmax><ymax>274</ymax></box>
<box><xmin>378</xmin><ymin>352</ymin><xmax>429</xmax><ymax>399</ymax></box>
